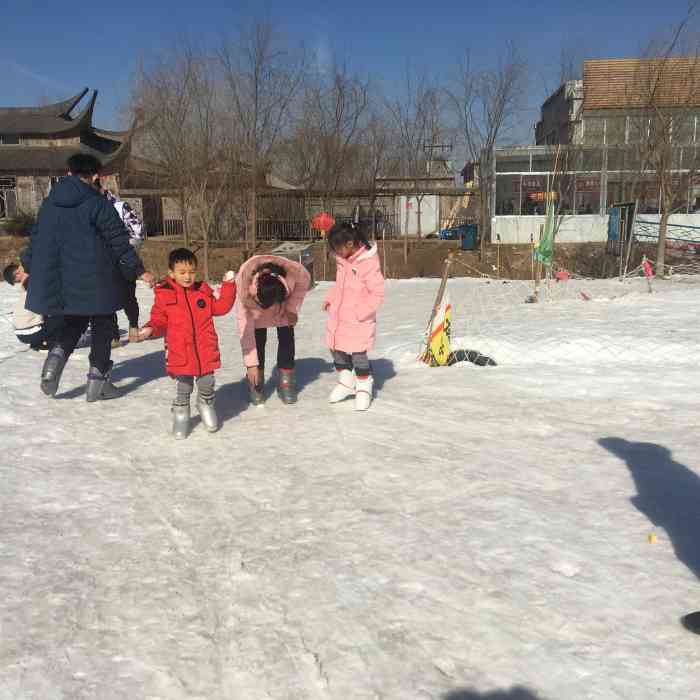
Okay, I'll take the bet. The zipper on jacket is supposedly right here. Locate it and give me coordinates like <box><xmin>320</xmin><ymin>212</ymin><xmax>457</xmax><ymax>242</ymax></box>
<box><xmin>184</xmin><ymin>288</ymin><xmax>202</xmax><ymax>375</ymax></box>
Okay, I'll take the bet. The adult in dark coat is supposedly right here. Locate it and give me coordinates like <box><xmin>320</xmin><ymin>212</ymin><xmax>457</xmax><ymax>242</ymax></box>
<box><xmin>22</xmin><ymin>153</ymin><xmax>154</xmax><ymax>401</ymax></box>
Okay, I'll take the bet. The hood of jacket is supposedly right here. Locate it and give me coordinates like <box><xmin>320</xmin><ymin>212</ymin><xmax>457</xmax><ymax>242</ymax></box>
<box><xmin>48</xmin><ymin>175</ymin><xmax>100</xmax><ymax>209</ymax></box>
<box><xmin>336</xmin><ymin>243</ymin><xmax>378</xmax><ymax>267</ymax></box>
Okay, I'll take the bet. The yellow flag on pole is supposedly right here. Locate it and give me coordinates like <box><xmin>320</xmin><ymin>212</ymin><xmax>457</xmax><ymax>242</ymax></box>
<box><xmin>426</xmin><ymin>294</ymin><xmax>452</xmax><ymax>366</ymax></box>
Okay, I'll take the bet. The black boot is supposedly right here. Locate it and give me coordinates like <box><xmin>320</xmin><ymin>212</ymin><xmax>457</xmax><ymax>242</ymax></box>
<box><xmin>86</xmin><ymin>362</ymin><xmax>121</xmax><ymax>403</ymax></box>
<box><xmin>40</xmin><ymin>346</ymin><xmax>67</xmax><ymax>397</ymax></box>
<box><xmin>277</xmin><ymin>368</ymin><xmax>297</xmax><ymax>404</ymax></box>
<box><xmin>248</xmin><ymin>371</ymin><xmax>265</xmax><ymax>406</ymax></box>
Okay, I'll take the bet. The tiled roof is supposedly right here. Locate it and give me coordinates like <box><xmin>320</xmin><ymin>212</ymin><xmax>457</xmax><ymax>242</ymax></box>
<box><xmin>583</xmin><ymin>58</ymin><xmax>700</xmax><ymax>110</ymax></box>
<box><xmin>0</xmin><ymin>89</ymin><xmax>96</xmax><ymax>136</ymax></box>
<box><xmin>0</xmin><ymin>143</ymin><xmax>130</xmax><ymax>174</ymax></box>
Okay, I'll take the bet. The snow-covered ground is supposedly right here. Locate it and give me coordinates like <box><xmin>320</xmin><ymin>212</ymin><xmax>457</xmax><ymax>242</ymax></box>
<box><xmin>1</xmin><ymin>275</ymin><xmax>699</xmax><ymax>700</ymax></box>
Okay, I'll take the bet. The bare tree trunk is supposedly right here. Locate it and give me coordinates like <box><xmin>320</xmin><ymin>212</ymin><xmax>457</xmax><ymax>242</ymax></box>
<box><xmin>657</xmin><ymin>209</ymin><xmax>669</xmax><ymax>276</ymax></box>
<box><xmin>416</xmin><ymin>194</ymin><xmax>423</xmax><ymax>239</ymax></box>
<box><xmin>248</xmin><ymin>187</ymin><xmax>257</xmax><ymax>249</ymax></box>
<box><xmin>203</xmin><ymin>226</ymin><xmax>210</xmax><ymax>281</ymax></box>
<box><xmin>180</xmin><ymin>191</ymin><xmax>189</xmax><ymax>246</ymax></box>
<box><xmin>479</xmin><ymin>181</ymin><xmax>489</xmax><ymax>262</ymax></box>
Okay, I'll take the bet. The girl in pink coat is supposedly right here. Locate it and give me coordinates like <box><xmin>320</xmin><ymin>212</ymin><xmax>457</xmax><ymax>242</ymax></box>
<box><xmin>323</xmin><ymin>223</ymin><xmax>385</xmax><ymax>411</ymax></box>
<box><xmin>235</xmin><ymin>255</ymin><xmax>311</xmax><ymax>405</ymax></box>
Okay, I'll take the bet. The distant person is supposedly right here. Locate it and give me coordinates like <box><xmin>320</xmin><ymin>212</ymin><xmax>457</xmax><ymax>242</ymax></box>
<box><xmin>94</xmin><ymin>177</ymin><xmax>145</xmax><ymax>346</ymax></box>
<box><xmin>21</xmin><ymin>153</ymin><xmax>154</xmax><ymax>402</ymax></box>
<box><xmin>3</xmin><ymin>262</ymin><xmax>63</xmax><ymax>350</ymax></box>
<box><xmin>234</xmin><ymin>254</ymin><xmax>311</xmax><ymax>405</ymax></box>
<box><xmin>138</xmin><ymin>248</ymin><xmax>236</xmax><ymax>438</ymax></box>
<box><xmin>323</xmin><ymin>223</ymin><xmax>385</xmax><ymax>411</ymax></box>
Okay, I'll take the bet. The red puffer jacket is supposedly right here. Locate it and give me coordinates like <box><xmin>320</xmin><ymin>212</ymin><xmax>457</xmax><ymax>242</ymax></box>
<box><xmin>146</xmin><ymin>278</ymin><xmax>236</xmax><ymax>377</ymax></box>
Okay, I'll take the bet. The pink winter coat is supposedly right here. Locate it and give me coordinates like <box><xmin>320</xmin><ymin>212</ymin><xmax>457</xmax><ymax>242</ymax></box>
<box><xmin>325</xmin><ymin>244</ymin><xmax>385</xmax><ymax>353</ymax></box>
<box><xmin>235</xmin><ymin>255</ymin><xmax>311</xmax><ymax>367</ymax></box>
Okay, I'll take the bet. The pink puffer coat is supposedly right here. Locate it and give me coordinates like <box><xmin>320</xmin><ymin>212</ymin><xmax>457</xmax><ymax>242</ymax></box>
<box><xmin>235</xmin><ymin>255</ymin><xmax>311</xmax><ymax>367</ymax></box>
<box><xmin>325</xmin><ymin>244</ymin><xmax>384</xmax><ymax>353</ymax></box>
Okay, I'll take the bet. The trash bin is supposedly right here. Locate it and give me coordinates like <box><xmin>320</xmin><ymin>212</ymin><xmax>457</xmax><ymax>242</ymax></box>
<box><xmin>461</xmin><ymin>224</ymin><xmax>478</xmax><ymax>251</ymax></box>
<box><xmin>271</xmin><ymin>242</ymin><xmax>316</xmax><ymax>287</ymax></box>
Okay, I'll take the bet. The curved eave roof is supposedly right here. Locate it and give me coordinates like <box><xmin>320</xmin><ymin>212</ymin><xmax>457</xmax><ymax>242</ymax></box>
<box><xmin>92</xmin><ymin>126</ymin><xmax>130</xmax><ymax>142</ymax></box>
<box><xmin>0</xmin><ymin>89</ymin><xmax>98</xmax><ymax>137</ymax></box>
<box><xmin>0</xmin><ymin>139</ymin><xmax>131</xmax><ymax>175</ymax></box>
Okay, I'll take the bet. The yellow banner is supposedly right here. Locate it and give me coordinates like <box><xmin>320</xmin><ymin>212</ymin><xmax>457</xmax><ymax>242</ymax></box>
<box><xmin>426</xmin><ymin>296</ymin><xmax>452</xmax><ymax>366</ymax></box>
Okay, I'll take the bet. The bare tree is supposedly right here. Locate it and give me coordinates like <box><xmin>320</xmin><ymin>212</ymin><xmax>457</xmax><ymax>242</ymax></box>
<box><xmin>360</xmin><ymin>107</ymin><xmax>398</xmax><ymax>235</ymax></box>
<box><xmin>558</xmin><ymin>43</ymin><xmax>585</xmax><ymax>85</ymax></box>
<box><xmin>448</xmin><ymin>43</ymin><xmax>526</xmax><ymax>256</ymax></box>
<box><xmin>630</xmin><ymin>6</ymin><xmax>700</xmax><ymax>274</ymax></box>
<box><xmin>131</xmin><ymin>44</ymin><xmax>230</xmax><ymax>277</ymax></box>
<box><xmin>282</xmin><ymin>62</ymin><xmax>370</xmax><ymax>191</ymax></box>
<box><xmin>218</xmin><ymin>21</ymin><xmax>306</xmax><ymax>248</ymax></box>
<box><xmin>386</xmin><ymin>68</ymin><xmax>445</xmax><ymax>261</ymax></box>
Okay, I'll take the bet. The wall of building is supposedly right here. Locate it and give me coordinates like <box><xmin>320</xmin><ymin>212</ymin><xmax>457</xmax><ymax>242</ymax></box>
<box><xmin>493</xmin><ymin>211</ymin><xmax>700</xmax><ymax>244</ymax></box>
<box><xmin>395</xmin><ymin>195</ymin><xmax>439</xmax><ymax>236</ymax></box>
<box><xmin>21</xmin><ymin>137</ymin><xmax>81</xmax><ymax>147</ymax></box>
<box><xmin>493</xmin><ymin>214</ymin><xmax>610</xmax><ymax>244</ymax></box>
<box><xmin>15</xmin><ymin>177</ymin><xmax>38</xmax><ymax>213</ymax></box>
<box><xmin>535</xmin><ymin>81</ymin><xmax>583</xmax><ymax>145</ymax></box>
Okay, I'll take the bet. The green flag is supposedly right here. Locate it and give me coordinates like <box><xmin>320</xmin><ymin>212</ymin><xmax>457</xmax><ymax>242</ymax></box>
<box><xmin>534</xmin><ymin>196</ymin><xmax>555</xmax><ymax>266</ymax></box>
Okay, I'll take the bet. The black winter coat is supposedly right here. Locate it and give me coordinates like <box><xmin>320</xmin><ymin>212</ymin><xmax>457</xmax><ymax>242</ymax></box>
<box><xmin>22</xmin><ymin>176</ymin><xmax>145</xmax><ymax>316</ymax></box>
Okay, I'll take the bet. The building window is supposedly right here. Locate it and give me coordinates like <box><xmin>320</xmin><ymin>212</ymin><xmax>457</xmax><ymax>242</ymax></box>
<box><xmin>582</xmin><ymin>117</ymin><xmax>605</xmax><ymax>145</ymax></box>
<box><xmin>496</xmin><ymin>175</ymin><xmax>521</xmax><ymax>215</ymax></box>
<box><xmin>0</xmin><ymin>135</ymin><xmax>21</xmax><ymax>145</ymax></box>
<box><xmin>0</xmin><ymin>177</ymin><xmax>17</xmax><ymax>219</ymax></box>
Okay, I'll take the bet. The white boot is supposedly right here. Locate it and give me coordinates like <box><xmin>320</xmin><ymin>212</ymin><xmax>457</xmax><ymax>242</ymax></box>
<box><xmin>354</xmin><ymin>375</ymin><xmax>373</xmax><ymax>411</ymax></box>
<box><xmin>329</xmin><ymin>369</ymin><xmax>356</xmax><ymax>403</ymax></box>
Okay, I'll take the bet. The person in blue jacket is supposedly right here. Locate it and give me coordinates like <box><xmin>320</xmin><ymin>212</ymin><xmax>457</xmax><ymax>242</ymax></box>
<box><xmin>21</xmin><ymin>153</ymin><xmax>154</xmax><ymax>402</ymax></box>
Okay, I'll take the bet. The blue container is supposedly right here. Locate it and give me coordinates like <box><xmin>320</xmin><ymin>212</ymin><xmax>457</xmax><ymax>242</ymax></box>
<box><xmin>461</xmin><ymin>224</ymin><xmax>478</xmax><ymax>250</ymax></box>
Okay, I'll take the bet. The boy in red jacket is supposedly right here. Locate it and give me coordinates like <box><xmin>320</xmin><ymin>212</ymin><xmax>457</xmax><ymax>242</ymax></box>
<box><xmin>139</xmin><ymin>248</ymin><xmax>236</xmax><ymax>438</ymax></box>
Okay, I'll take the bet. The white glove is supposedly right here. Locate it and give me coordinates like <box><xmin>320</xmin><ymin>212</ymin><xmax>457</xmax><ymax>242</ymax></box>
<box><xmin>223</xmin><ymin>270</ymin><xmax>235</xmax><ymax>282</ymax></box>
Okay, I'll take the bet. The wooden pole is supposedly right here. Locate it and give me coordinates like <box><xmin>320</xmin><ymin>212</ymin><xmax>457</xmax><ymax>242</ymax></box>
<box><xmin>496</xmin><ymin>234</ymin><xmax>501</xmax><ymax>278</ymax></box>
<box><xmin>382</xmin><ymin>225</ymin><xmax>388</xmax><ymax>278</ymax></box>
<box><xmin>534</xmin><ymin>224</ymin><xmax>543</xmax><ymax>302</ymax></box>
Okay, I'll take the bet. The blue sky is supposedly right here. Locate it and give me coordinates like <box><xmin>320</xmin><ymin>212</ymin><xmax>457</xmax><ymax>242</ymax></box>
<box><xmin>1</xmin><ymin>0</ymin><xmax>696</xmax><ymax>140</ymax></box>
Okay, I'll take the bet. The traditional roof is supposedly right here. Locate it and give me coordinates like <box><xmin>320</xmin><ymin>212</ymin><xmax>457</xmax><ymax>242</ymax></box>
<box><xmin>583</xmin><ymin>57</ymin><xmax>700</xmax><ymax>110</ymax></box>
<box><xmin>0</xmin><ymin>141</ymin><xmax>131</xmax><ymax>174</ymax></box>
<box><xmin>0</xmin><ymin>90</ymin><xmax>135</xmax><ymax>174</ymax></box>
<box><xmin>0</xmin><ymin>88</ymin><xmax>100</xmax><ymax>136</ymax></box>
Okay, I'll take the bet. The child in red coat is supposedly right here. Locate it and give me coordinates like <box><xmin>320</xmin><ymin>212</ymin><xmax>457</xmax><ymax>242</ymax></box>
<box><xmin>139</xmin><ymin>248</ymin><xmax>236</xmax><ymax>438</ymax></box>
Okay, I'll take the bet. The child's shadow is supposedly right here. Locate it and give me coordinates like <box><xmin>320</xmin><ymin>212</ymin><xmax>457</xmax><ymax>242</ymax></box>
<box><xmin>292</xmin><ymin>356</ymin><xmax>334</xmax><ymax>394</ymax></box>
<box><xmin>57</xmin><ymin>349</ymin><xmax>165</xmax><ymax>400</ymax></box>
<box><xmin>216</xmin><ymin>356</ymin><xmax>333</xmax><ymax>427</ymax></box>
<box><xmin>215</xmin><ymin>378</ymin><xmax>249</xmax><ymax>426</ymax></box>
<box><xmin>371</xmin><ymin>358</ymin><xmax>396</xmax><ymax>391</ymax></box>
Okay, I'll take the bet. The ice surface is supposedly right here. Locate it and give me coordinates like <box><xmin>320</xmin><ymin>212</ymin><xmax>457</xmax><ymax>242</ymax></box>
<box><xmin>1</xmin><ymin>276</ymin><xmax>699</xmax><ymax>699</ymax></box>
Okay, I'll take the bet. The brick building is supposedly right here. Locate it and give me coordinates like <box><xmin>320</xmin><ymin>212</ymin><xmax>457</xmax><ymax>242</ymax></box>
<box><xmin>535</xmin><ymin>57</ymin><xmax>700</xmax><ymax>147</ymax></box>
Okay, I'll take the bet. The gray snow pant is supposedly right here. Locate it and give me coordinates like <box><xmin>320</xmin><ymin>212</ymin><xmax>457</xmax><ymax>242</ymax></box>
<box><xmin>331</xmin><ymin>350</ymin><xmax>371</xmax><ymax>377</ymax></box>
<box><xmin>173</xmin><ymin>374</ymin><xmax>215</xmax><ymax>406</ymax></box>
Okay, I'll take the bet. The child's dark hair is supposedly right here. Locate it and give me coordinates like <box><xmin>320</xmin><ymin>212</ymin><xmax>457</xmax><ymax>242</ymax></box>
<box><xmin>66</xmin><ymin>153</ymin><xmax>102</xmax><ymax>177</ymax></box>
<box><xmin>255</xmin><ymin>262</ymin><xmax>287</xmax><ymax>309</ymax></box>
<box><xmin>3</xmin><ymin>263</ymin><xmax>18</xmax><ymax>286</ymax></box>
<box><xmin>326</xmin><ymin>222</ymin><xmax>371</xmax><ymax>253</ymax></box>
<box><xmin>168</xmin><ymin>248</ymin><xmax>197</xmax><ymax>269</ymax></box>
